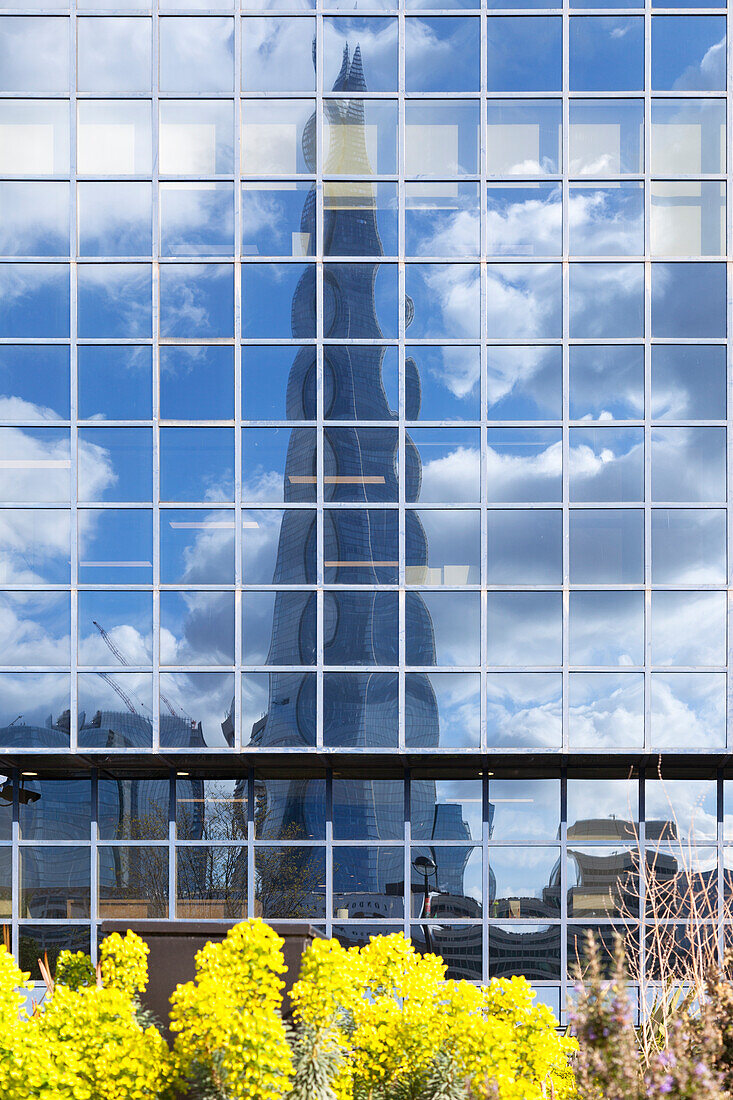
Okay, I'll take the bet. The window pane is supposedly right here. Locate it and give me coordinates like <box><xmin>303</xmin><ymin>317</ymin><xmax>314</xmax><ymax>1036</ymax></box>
<box><xmin>324</xmin><ymin>592</ymin><xmax>398</xmax><ymax>666</ymax></box>
<box><xmin>78</xmin><ymin>182</ymin><xmax>151</xmax><ymax>257</ymax></box>
<box><xmin>487</xmin><ymin>509</ymin><xmax>562</xmax><ymax>585</ymax></box>
<box><xmin>243</xmin><ymin>346</ymin><xmax>314</xmax><ymax>421</ymax></box>
<box><xmin>569</xmin><ymin>590</ymin><xmax>643</xmax><ymax>666</ymax></box>
<box><xmin>77</xmin><ymin>263</ymin><xmax>151</xmax><ymax>338</ymax></box>
<box><xmin>98</xmin><ymin>847</ymin><xmax>168</xmax><ymax>918</ymax></box>
<box><xmin>161</xmin><ymin>509</ymin><xmax>235</xmax><ymax>584</ymax></box>
<box><xmin>21</xmin><ymin>847</ymin><xmax>90</xmax><ymax>918</ymax></box>
<box><xmin>323</xmin><ymin>672</ymin><xmax>398</xmax><ymax>746</ymax></box>
<box><xmin>78</xmin><ymin>590</ymin><xmax>152</xmax><ymax>664</ymax></box>
<box><xmin>486</xmin><ymin>184</ymin><xmax>561</xmax><ymax>258</ymax></box>
<box><xmin>77</xmin><ymin>100</ymin><xmax>151</xmax><ymax>175</ymax></box>
<box><xmin>406</xmin><ymin>17</ymin><xmax>480</xmax><ymax>93</ymax></box>
<box><xmin>324</xmin><ymin>17</ymin><xmax>396</xmax><ymax>92</ymax></box>
<box><xmin>77</xmin><ymin>17</ymin><xmax>151</xmax><ymax>92</ymax></box>
<box><xmin>651</xmin><ymin>262</ymin><xmax>726</xmax><ymax>338</ymax></box>
<box><xmin>651</xmin><ymin>182</ymin><xmax>725</xmax><ymax>257</ymax></box>
<box><xmin>569</xmin><ymin>99</ymin><xmax>643</xmax><ymax>175</ymax></box>
<box><xmin>160</xmin><ymin>101</ymin><xmax>233</xmax><ymax>175</ymax></box>
<box><xmin>0</xmin><ymin>181</ymin><xmax>69</xmax><ymax>257</ymax></box>
<box><xmin>568</xmin><ymin>673</ymin><xmax>644</xmax><ymax>748</ymax></box>
<box><xmin>487</xmin><ymin>264</ymin><xmax>562</xmax><ymax>339</ymax></box>
<box><xmin>569</xmin><ymin>183</ymin><xmax>643</xmax><ymax>256</ymax></box>
<box><xmin>19</xmin><ymin>779</ymin><xmax>90</xmax><ymax>839</ymax></box>
<box><xmin>0</xmin><ymin>17</ymin><xmax>68</xmax><ymax>92</ymax></box>
<box><xmin>569</xmin><ymin>17</ymin><xmax>644</xmax><ymax>91</ymax></box>
<box><xmin>487</xmin><ymin>592</ymin><xmax>562</xmax><ymax>666</ymax></box>
<box><xmin>78</xmin><ymin>508</ymin><xmax>152</xmax><ymax>584</ymax></box>
<box><xmin>242</xmin><ymin>100</ymin><xmax>314</xmax><ymax>174</ymax></box>
<box><xmin>99</xmin><ymin>778</ymin><xmax>168</xmax><ymax>839</ymax></box>
<box><xmin>569</xmin><ymin>509</ymin><xmax>644</xmax><ymax>583</ymax></box>
<box><xmin>256</xmin><ymin>777</ymin><xmax>324</xmax><ymax>839</ymax></box>
<box><xmin>160</xmin><ymin>346</ymin><xmax>234</xmax><ymax>422</ymax></box>
<box><xmin>159</xmin><ymin>671</ymin><xmax>235</xmax><ymax>748</ymax></box>
<box><xmin>490</xmin><ymin>778</ymin><xmax>560</xmax><ymax>841</ymax></box>
<box><xmin>243</xmin><ymin>590</ymin><xmax>315</xmax><ymax>664</ymax></box>
<box><xmin>177</xmin><ymin>846</ymin><xmax>246</xmax><ymax>918</ymax></box>
<box><xmin>177</xmin><ymin>778</ymin><xmax>248</xmax><ymax>840</ymax></box>
<box><xmin>0</xmin><ymin>100</ymin><xmax>69</xmax><ymax>175</ymax></box>
<box><xmin>406</xmin><ymin>182</ymin><xmax>479</xmax><ymax>258</ymax></box>
<box><xmin>487</xmin><ymin>429</ymin><xmax>562</xmax><ymax>502</ymax></box>
<box><xmin>406</xmin><ymin>591</ymin><xmax>480</xmax><ymax>666</ymax></box>
<box><xmin>489</xmin><ymin>847</ymin><xmax>559</xmax><ymax>918</ymax></box>
<box><xmin>486</xmin><ymin>673</ymin><xmax>562</xmax><ymax>748</ymax></box>
<box><xmin>487</xmin><ymin>17</ymin><xmax>561</xmax><ymax>93</ymax></box>
<box><xmin>569</xmin><ymin>263</ymin><xmax>644</xmax><ymax>339</ymax></box>
<box><xmin>0</xmin><ymin>263</ymin><xmax>69</xmax><ymax>338</ymax></box>
<box><xmin>651</xmin><ymin>99</ymin><xmax>725</xmax><ymax>175</ymax></box>
<box><xmin>243</xmin><ymin>182</ymin><xmax>314</xmax><ymax>257</ymax></box>
<box><xmin>160</xmin><ymin>17</ymin><xmax>234</xmax><ymax>93</ymax></box>
<box><xmin>651</xmin><ymin>591</ymin><xmax>726</xmax><ymax>667</ymax></box>
<box><xmin>160</xmin><ymin>593</ymin><xmax>235</xmax><ymax>665</ymax></box>
<box><xmin>406</xmin><ymin>672</ymin><xmax>481</xmax><ymax>748</ymax></box>
<box><xmin>651</xmin><ymin>345</ymin><xmax>726</xmax><ymax>420</ymax></box>
<box><xmin>0</xmin><ymin>509</ymin><xmax>70</xmax><ymax>584</ymax></box>
<box><xmin>333</xmin><ymin>778</ymin><xmax>402</xmax><ymax>838</ymax></box>
<box><xmin>407</xmin><ymin>264</ymin><xmax>480</xmax><ymax>339</ymax></box>
<box><xmin>243</xmin><ymin>263</ymin><xmax>315</xmax><ymax>339</ymax></box>
<box><xmin>324</xmin><ymin>509</ymin><xmax>397</xmax><ymax>584</ymax></box>
<box><xmin>570</xmin><ymin>345</ymin><xmax>644</xmax><ymax>421</ymax></box>
<box><xmin>651</xmin><ymin>509</ymin><xmax>726</xmax><ymax>584</ymax></box>
<box><xmin>651</xmin><ymin>427</ymin><xmax>726</xmax><ymax>502</ymax></box>
<box><xmin>406</xmin><ymin>100</ymin><xmax>479</xmax><ymax>176</ymax></box>
<box><xmin>78</xmin><ymin>345</ymin><xmax>151</xmax><ymax>421</ymax></box>
<box><xmin>651</xmin><ymin>16</ymin><xmax>726</xmax><ymax>91</ymax></box>
<box><xmin>487</xmin><ymin>346</ymin><xmax>561</xmax><ymax>420</ymax></box>
<box><xmin>0</xmin><ymin>345</ymin><xmax>69</xmax><ymax>420</ymax></box>
<box><xmin>406</xmin><ymin>509</ymin><xmax>480</xmax><ymax>586</ymax></box>
<box><xmin>0</xmin><ymin>427</ymin><xmax>70</xmax><ymax>501</ymax></box>
<box><xmin>487</xmin><ymin>100</ymin><xmax>561</xmax><ymax>177</ymax></box>
<box><xmin>243</xmin><ymin>16</ymin><xmax>316</xmax><ymax>92</ymax></box>
<box><xmin>78</xmin><ymin>427</ymin><xmax>152</xmax><ymax>501</ymax></box>
<box><xmin>160</xmin><ymin>264</ymin><xmax>234</xmax><ymax>339</ymax></box>
<box><xmin>160</xmin><ymin>427</ymin><xmax>234</xmax><ymax>501</ymax></box>
<box><xmin>161</xmin><ymin>183</ymin><xmax>234</xmax><ymax>257</ymax></box>
<box><xmin>255</xmin><ymin>846</ymin><xmax>324</xmax><ymax>919</ymax></box>
<box><xmin>0</xmin><ymin>673</ymin><xmax>69</xmax><ymax>750</ymax></box>
<box><xmin>569</xmin><ymin>427</ymin><xmax>644</xmax><ymax>502</ymax></box>
<box><xmin>567</xmin><ymin>778</ymin><xmax>638</xmax><ymax>838</ymax></box>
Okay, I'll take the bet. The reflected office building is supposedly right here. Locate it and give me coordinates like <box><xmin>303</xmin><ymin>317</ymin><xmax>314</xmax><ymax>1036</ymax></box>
<box><xmin>0</xmin><ymin>0</ymin><xmax>731</xmax><ymax>1011</ymax></box>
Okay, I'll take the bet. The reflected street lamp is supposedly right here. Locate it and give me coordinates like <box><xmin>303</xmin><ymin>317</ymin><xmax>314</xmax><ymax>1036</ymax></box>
<box><xmin>412</xmin><ymin>854</ymin><xmax>437</xmax><ymax>955</ymax></box>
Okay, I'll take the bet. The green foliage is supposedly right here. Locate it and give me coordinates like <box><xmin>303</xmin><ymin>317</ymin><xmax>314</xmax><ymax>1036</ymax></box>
<box><xmin>284</xmin><ymin>1022</ymin><xmax>343</xmax><ymax>1100</ymax></box>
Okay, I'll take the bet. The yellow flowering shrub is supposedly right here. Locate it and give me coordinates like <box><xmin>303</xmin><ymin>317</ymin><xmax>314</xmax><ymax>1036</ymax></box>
<box><xmin>55</xmin><ymin>948</ymin><xmax>96</xmax><ymax>990</ymax></box>
<box><xmin>169</xmin><ymin>917</ymin><xmax>294</xmax><ymax>1100</ymax></box>
<box><xmin>290</xmin><ymin>932</ymin><xmax>577</xmax><ymax>1100</ymax></box>
<box><xmin>0</xmin><ymin>937</ymin><xmax>176</xmax><ymax>1100</ymax></box>
<box><xmin>36</xmin><ymin>982</ymin><xmax>178</xmax><ymax>1100</ymax></box>
<box><xmin>99</xmin><ymin>929</ymin><xmax>149</xmax><ymax>998</ymax></box>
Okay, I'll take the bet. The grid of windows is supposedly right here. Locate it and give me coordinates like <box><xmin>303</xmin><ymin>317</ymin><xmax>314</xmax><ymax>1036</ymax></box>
<box><xmin>2</xmin><ymin>769</ymin><xmax>733</xmax><ymax>1017</ymax></box>
<box><xmin>0</xmin><ymin>0</ymin><xmax>730</xmax><ymax>988</ymax></box>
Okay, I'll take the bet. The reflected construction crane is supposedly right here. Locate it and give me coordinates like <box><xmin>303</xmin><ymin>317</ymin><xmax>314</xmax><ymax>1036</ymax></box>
<box><xmin>92</xmin><ymin>620</ymin><xmax>195</xmax><ymax>726</ymax></box>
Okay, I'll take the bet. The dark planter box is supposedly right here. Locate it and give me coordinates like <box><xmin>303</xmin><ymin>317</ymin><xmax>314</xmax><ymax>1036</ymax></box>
<box><xmin>99</xmin><ymin>920</ymin><xmax>321</xmax><ymax>1037</ymax></box>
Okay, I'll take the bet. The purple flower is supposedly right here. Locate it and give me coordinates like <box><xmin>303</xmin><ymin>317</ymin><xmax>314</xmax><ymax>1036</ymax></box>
<box><xmin>658</xmin><ymin>1074</ymin><xmax>674</xmax><ymax>1094</ymax></box>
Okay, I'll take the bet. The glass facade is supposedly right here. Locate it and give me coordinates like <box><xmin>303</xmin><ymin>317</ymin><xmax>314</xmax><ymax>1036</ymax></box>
<box><xmin>0</xmin><ymin>0</ymin><xmax>730</xmax><ymax>1008</ymax></box>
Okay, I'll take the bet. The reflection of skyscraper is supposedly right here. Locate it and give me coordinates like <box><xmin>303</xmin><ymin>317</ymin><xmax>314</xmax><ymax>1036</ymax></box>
<box><xmin>254</xmin><ymin>44</ymin><xmax>444</xmax><ymax>916</ymax></box>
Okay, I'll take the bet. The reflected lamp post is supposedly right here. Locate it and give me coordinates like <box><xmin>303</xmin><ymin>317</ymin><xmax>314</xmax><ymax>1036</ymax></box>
<box><xmin>412</xmin><ymin>853</ymin><xmax>437</xmax><ymax>954</ymax></box>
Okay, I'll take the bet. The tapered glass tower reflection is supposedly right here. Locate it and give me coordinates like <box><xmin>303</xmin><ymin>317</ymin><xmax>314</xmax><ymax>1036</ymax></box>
<box><xmin>254</xmin><ymin>45</ymin><xmax>454</xmax><ymax>921</ymax></box>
